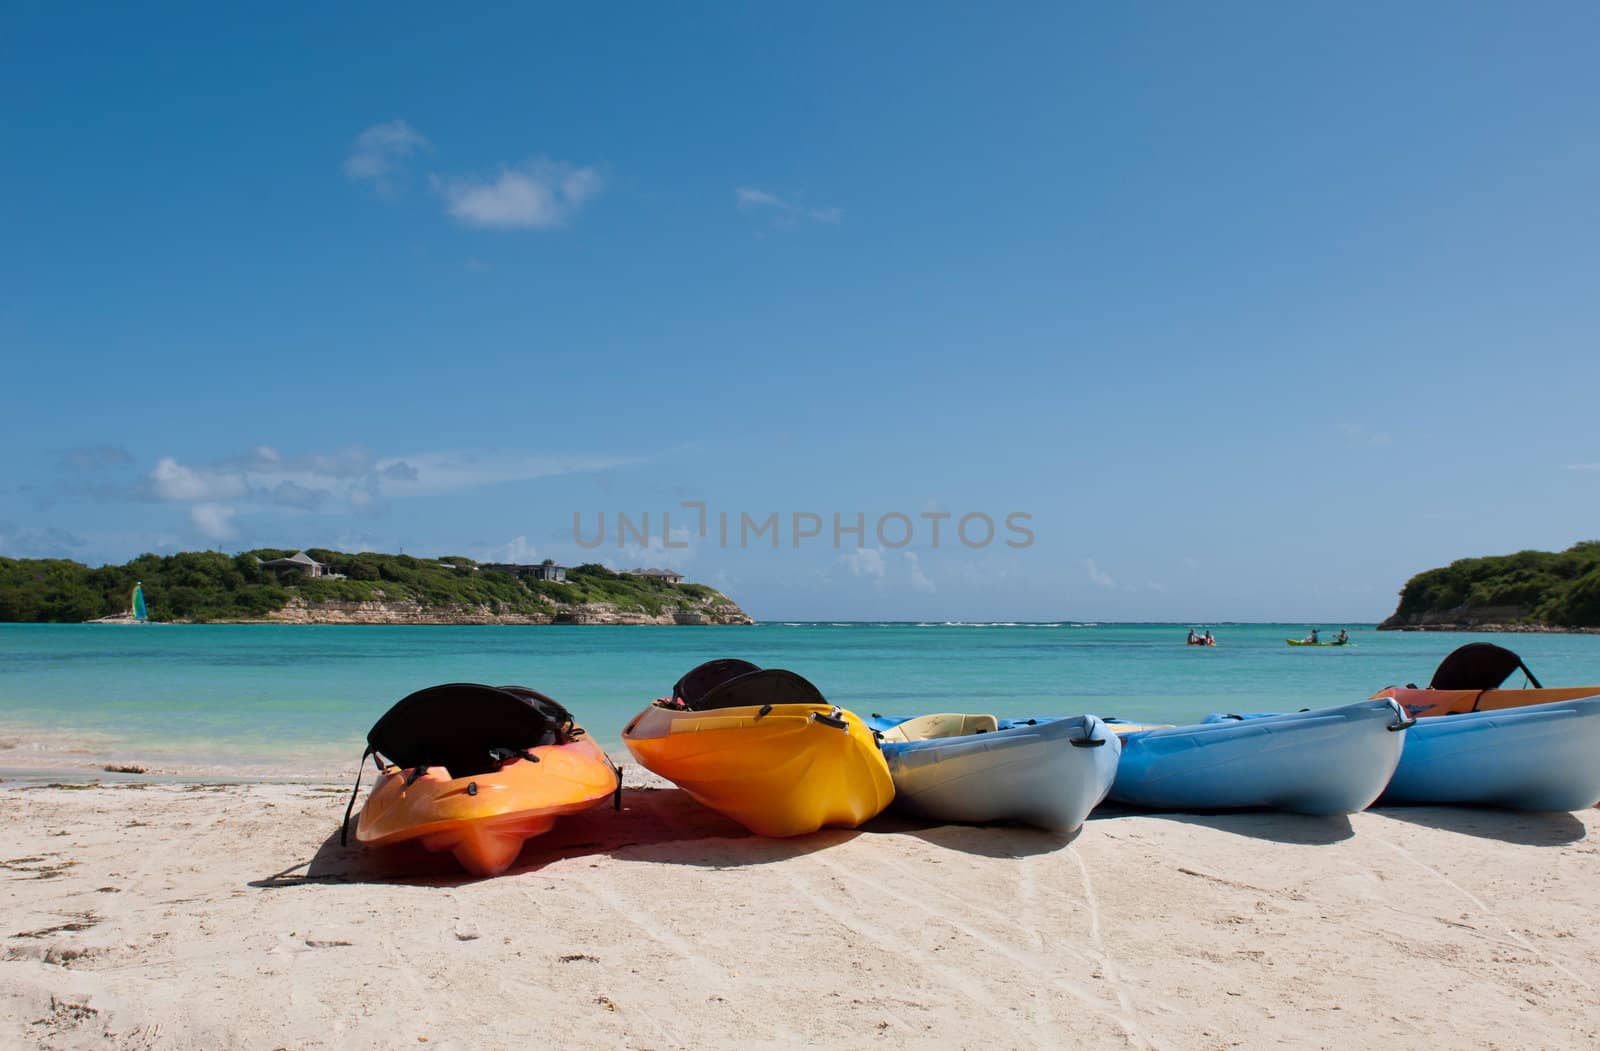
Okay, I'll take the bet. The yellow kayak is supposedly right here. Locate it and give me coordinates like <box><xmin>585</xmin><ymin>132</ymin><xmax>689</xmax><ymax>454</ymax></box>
<box><xmin>622</xmin><ymin>662</ymin><xmax>893</xmax><ymax>837</ymax></box>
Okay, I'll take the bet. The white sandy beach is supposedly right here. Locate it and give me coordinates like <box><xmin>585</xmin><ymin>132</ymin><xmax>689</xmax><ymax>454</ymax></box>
<box><xmin>2</xmin><ymin>762</ymin><xmax>1597</xmax><ymax>1050</ymax></box>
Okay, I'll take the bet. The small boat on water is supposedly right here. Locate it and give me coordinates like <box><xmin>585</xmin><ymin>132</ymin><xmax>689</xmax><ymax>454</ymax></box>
<box><xmin>345</xmin><ymin>683</ymin><xmax>619</xmax><ymax>877</ymax></box>
<box><xmin>86</xmin><ymin>581</ymin><xmax>149</xmax><ymax>624</ymax></box>
<box><xmin>623</xmin><ymin>659</ymin><xmax>894</xmax><ymax>837</ymax></box>
<box><xmin>1286</xmin><ymin>638</ymin><xmax>1348</xmax><ymax>647</ymax></box>
<box><xmin>1108</xmin><ymin>699</ymin><xmax>1411</xmax><ymax>815</ymax></box>
<box><xmin>1379</xmin><ymin>695</ymin><xmax>1600</xmax><ymax>811</ymax></box>
<box><xmin>1373</xmin><ymin>642</ymin><xmax>1600</xmax><ymax>717</ymax></box>
<box><xmin>867</xmin><ymin>713</ymin><xmax>1120</xmax><ymax>835</ymax></box>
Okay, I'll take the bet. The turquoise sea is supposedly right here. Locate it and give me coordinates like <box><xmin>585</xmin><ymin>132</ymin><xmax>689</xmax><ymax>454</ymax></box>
<box><xmin>2</xmin><ymin>623</ymin><xmax>1596</xmax><ymax>772</ymax></box>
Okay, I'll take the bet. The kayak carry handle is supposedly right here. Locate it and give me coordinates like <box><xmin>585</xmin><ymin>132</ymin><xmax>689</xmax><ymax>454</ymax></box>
<box><xmin>1383</xmin><ymin>698</ymin><xmax>1416</xmax><ymax>732</ymax></box>
<box><xmin>812</xmin><ymin>707</ymin><xmax>850</xmax><ymax>731</ymax></box>
<box><xmin>1070</xmin><ymin>734</ymin><xmax>1107</xmax><ymax>748</ymax></box>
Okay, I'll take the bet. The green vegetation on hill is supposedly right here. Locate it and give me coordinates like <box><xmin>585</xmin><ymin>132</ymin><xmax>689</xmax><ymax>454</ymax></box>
<box><xmin>1381</xmin><ymin>541</ymin><xmax>1600</xmax><ymax>629</ymax></box>
<box><xmin>0</xmin><ymin>550</ymin><xmax>736</xmax><ymax>623</ymax></box>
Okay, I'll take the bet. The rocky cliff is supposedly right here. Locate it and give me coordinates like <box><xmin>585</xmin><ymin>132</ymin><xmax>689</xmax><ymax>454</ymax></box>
<box><xmin>260</xmin><ymin>594</ymin><xmax>755</xmax><ymax>626</ymax></box>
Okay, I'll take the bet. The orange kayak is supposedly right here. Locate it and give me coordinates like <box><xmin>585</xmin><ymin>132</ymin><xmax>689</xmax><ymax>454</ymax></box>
<box><xmin>346</xmin><ymin>684</ymin><xmax>618</xmax><ymax>877</ymax></box>
<box><xmin>1373</xmin><ymin>685</ymin><xmax>1600</xmax><ymax>719</ymax></box>
<box><xmin>1373</xmin><ymin>641</ymin><xmax>1600</xmax><ymax>719</ymax></box>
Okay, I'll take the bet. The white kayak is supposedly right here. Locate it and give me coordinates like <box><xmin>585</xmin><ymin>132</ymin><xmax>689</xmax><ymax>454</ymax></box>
<box><xmin>871</xmin><ymin>713</ymin><xmax>1120</xmax><ymax>835</ymax></box>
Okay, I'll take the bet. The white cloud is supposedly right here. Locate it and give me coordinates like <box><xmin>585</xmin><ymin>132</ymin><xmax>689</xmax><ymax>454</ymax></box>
<box><xmin>736</xmin><ymin>186</ymin><xmax>841</xmax><ymax>225</ymax></box>
<box><xmin>435</xmin><ymin>160</ymin><xmax>603</xmax><ymax>230</ymax></box>
<box><xmin>904</xmin><ymin>551</ymin><xmax>935</xmax><ymax>594</ymax></box>
<box><xmin>612</xmin><ymin>523</ymin><xmax>696</xmax><ymax>571</ymax></box>
<box><xmin>345</xmin><ymin>120</ymin><xmax>430</xmax><ymax>193</ymax></box>
<box><xmin>189</xmin><ymin>503</ymin><xmax>238</xmax><ymax>541</ymax></box>
<box><xmin>1565</xmin><ymin>463</ymin><xmax>1600</xmax><ymax>471</ymax></box>
<box><xmin>736</xmin><ymin>188</ymin><xmax>785</xmax><ymax>209</ymax></box>
<box><xmin>148</xmin><ymin>457</ymin><xmax>249</xmax><ymax>503</ymax></box>
<box><xmin>1084</xmin><ymin>558</ymin><xmax>1116</xmax><ymax>590</ymax></box>
<box><xmin>842</xmin><ymin>547</ymin><xmax>886</xmax><ymax>579</ymax></box>
<box><xmin>496</xmin><ymin>536</ymin><xmax>541</xmax><ymax>563</ymax></box>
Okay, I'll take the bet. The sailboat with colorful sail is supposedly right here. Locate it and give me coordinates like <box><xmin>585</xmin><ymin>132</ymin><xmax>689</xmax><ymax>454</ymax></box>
<box><xmin>87</xmin><ymin>582</ymin><xmax>150</xmax><ymax>624</ymax></box>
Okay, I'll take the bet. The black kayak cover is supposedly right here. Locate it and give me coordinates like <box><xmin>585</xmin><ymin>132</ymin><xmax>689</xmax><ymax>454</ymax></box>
<box><xmin>695</xmin><ymin>667</ymin><xmax>830</xmax><ymax>711</ymax></box>
<box><xmin>366</xmin><ymin>683</ymin><xmax>575</xmax><ymax>776</ymax></box>
<box><xmin>1428</xmin><ymin>643</ymin><xmax>1542</xmax><ymax>691</ymax></box>
<box><xmin>673</xmin><ymin>658</ymin><xmax>762</xmax><ymax>707</ymax></box>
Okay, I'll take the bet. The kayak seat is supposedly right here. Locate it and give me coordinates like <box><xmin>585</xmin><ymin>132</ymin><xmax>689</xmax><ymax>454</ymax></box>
<box><xmin>880</xmin><ymin>713</ymin><xmax>999</xmax><ymax>743</ymax></box>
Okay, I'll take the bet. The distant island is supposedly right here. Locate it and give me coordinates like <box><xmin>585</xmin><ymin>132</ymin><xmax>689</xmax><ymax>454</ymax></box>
<box><xmin>0</xmin><ymin>549</ymin><xmax>754</xmax><ymax>626</ymax></box>
<box><xmin>1379</xmin><ymin>541</ymin><xmax>1600</xmax><ymax>632</ymax></box>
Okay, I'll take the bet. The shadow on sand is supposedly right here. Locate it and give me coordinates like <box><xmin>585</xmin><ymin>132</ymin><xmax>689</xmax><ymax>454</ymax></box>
<box><xmin>862</xmin><ymin>808</ymin><xmax>1078</xmax><ymax>858</ymax></box>
<box><xmin>250</xmin><ymin>786</ymin><xmax>861</xmax><ymax>888</ymax></box>
<box><xmin>1371</xmin><ymin>805</ymin><xmax>1588</xmax><ymax>846</ymax></box>
<box><xmin>1088</xmin><ymin>802</ymin><xmax>1357</xmax><ymax>845</ymax></box>
<box><xmin>250</xmin><ymin>785</ymin><xmax>1089</xmax><ymax>887</ymax></box>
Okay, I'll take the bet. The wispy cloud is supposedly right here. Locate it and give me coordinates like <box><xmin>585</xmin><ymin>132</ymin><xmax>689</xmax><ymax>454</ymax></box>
<box><xmin>344</xmin><ymin>120</ymin><xmax>430</xmax><ymax>195</ymax></box>
<box><xmin>0</xmin><ymin>524</ymin><xmax>86</xmax><ymax>558</ymax></box>
<box><xmin>1084</xmin><ymin>558</ymin><xmax>1116</xmax><ymax>590</ymax></box>
<box><xmin>189</xmin><ymin>503</ymin><xmax>238</xmax><ymax>542</ymax></box>
<box><xmin>904</xmin><ymin>551</ymin><xmax>935</xmax><ymax>594</ymax></box>
<box><xmin>131</xmin><ymin>445</ymin><xmax>638</xmax><ymax>544</ymax></box>
<box><xmin>435</xmin><ymin>160</ymin><xmax>603</xmax><ymax>230</ymax></box>
<box><xmin>1565</xmin><ymin>463</ymin><xmax>1600</xmax><ymax>471</ymax></box>
<box><xmin>736</xmin><ymin>186</ymin><xmax>841</xmax><ymax>226</ymax></box>
<box><xmin>1336</xmin><ymin>422</ymin><xmax>1392</xmax><ymax>447</ymax></box>
<box><xmin>841</xmin><ymin>547</ymin><xmax>886</xmax><ymax>579</ymax></box>
<box><xmin>59</xmin><ymin>445</ymin><xmax>134</xmax><ymax>472</ymax></box>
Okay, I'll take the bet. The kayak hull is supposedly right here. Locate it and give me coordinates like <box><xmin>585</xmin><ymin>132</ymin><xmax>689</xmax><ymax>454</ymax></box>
<box><xmin>1110</xmin><ymin>699</ymin><xmax>1409</xmax><ymax>815</ymax></box>
<box><xmin>355</xmin><ymin>735</ymin><xmax>618</xmax><ymax>877</ymax></box>
<box><xmin>877</xmin><ymin>715</ymin><xmax>1120</xmax><ymax>835</ymax></box>
<box><xmin>1374</xmin><ymin>684</ymin><xmax>1600</xmax><ymax>719</ymax></box>
<box><xmin>1380</xmin><ymin>695</ymin><xmax>1600</xmax><ymax>811</ymax></box>
<box><xmin>1286</xmin><ymin>639</ymin><xmax>1348</xmax><ymax>647</ymax></box>
<box><xmin>622</xmin><ymin>703</ymin><xmax>894</xmax><ymax>837</ymax></box>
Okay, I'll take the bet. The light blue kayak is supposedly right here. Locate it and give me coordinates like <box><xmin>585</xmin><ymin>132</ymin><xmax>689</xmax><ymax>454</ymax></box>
<box><xmin>1379</xmin><ymin>695</ymin><xmax>1600</xmax><ymax>811</ymax></box>
<box><xmin>867</xmin><ymin>713</ymin><xmax>1120</xmax><ymax>835</ymax></box>
<box><xmin>1109</xmin><ymin>699</ymin><xmax>1411</xmax><ymax>816</ymax></box>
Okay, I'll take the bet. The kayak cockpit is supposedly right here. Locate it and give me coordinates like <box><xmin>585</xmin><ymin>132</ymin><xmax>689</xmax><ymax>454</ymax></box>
<box><xmin>878</xmin><ymin>713</ymin><xmax>999</xmax><ymax>743</ymax></box>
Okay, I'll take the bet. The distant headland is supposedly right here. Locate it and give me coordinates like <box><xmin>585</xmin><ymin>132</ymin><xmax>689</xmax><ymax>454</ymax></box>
<box><xmin>0</xmin><ymin>549</ymin><xmax>754</xmax><ymax>626</ymax></box>
<box><xmin>1379</xmin><ymin>541</ymin><xmax>1600</xmax><ymax>633</ymax></box>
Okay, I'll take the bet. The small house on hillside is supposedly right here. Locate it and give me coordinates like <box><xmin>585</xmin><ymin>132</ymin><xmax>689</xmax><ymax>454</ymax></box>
<box><xmin>630</xmin><ymin>567</ymin><xmax>684</xmax><ymax>585</ymax></box>
<box><xmin>481</xmin><ymin>559</ymin><xmax>567</xmax><ymax>582</ymax></box>
<box><xmin>530</xmin><ymin>559</ymin><xmax>566</xmax><ymax>582</ymax></box>
<box><xmin>257</xmin><ymin>551</ymin><xmax>335</xmax><ymax>579</ymax></box>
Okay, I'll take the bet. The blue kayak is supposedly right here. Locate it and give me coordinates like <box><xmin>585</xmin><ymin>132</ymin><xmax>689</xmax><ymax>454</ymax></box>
<box><xmin>1379</xmin><ymin>695</ymin><xmax>1600</xmax><ymax>811</ymax></box>
<box><xmin>868</xmin><ymin>713</ymin><xmax>1120</xmax><ymax>834</ymax></box>
<box><xmin>1109</xmin><ymin>699</ymin><xmax>1411</xmax><ymax>816</ymax></box>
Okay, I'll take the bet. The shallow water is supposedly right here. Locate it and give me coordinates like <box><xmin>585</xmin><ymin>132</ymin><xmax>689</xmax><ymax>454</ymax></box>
<box><xmin>1</xmin><ymin>622</ymin><xmax>1595</xmax><ymax>766</ymax></box>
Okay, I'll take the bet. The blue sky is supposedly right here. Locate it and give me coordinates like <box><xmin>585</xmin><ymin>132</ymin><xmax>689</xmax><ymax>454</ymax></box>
<box><xmin>4</xmin><ymin>3</ymin><xmax>1599</xmax><ymax>621</ymax></box>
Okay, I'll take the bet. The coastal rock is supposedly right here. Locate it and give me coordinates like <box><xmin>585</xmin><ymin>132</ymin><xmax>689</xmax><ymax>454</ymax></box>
<box><xmin>261</xmin><ymin>596</ymin><xmax>755</xmax><ymax>627</ymax></box>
